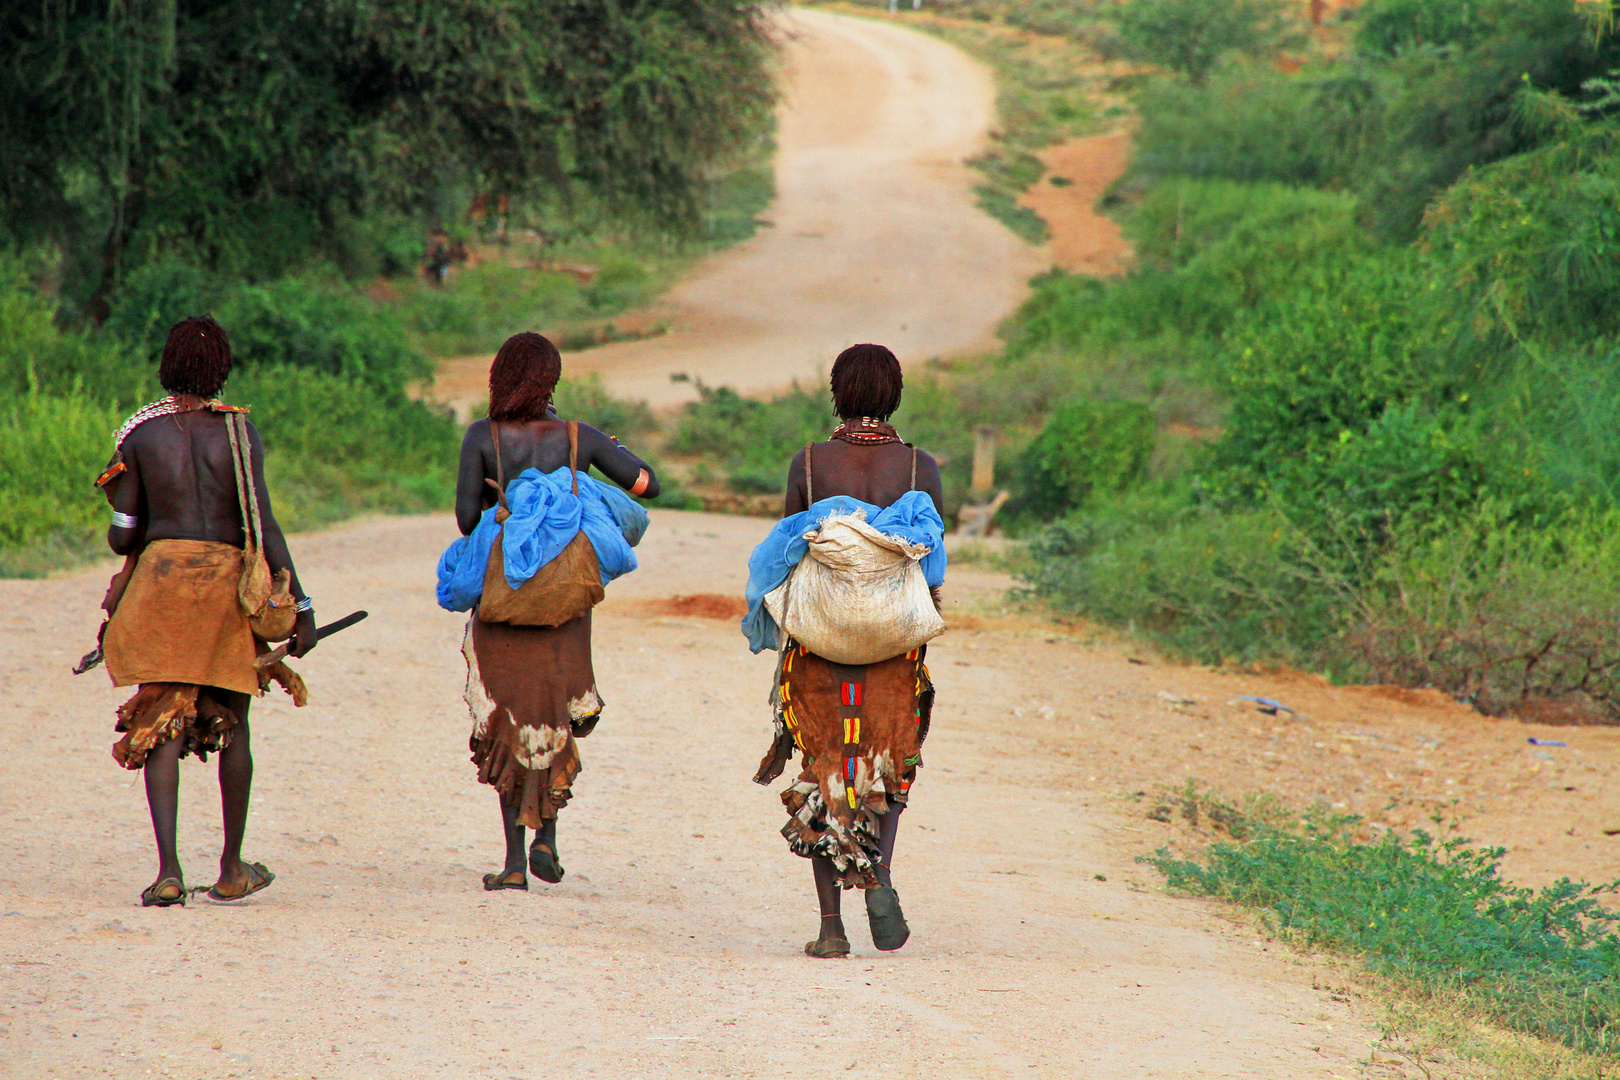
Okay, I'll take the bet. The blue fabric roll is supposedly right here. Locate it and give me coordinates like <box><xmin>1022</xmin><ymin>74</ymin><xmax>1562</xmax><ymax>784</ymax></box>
<box><xmin>740</xmin><ymin>490</ymin><xmax>946</xmax><ymax>655</ymax></box>
<box><xmin>436</xmin><ymin>466</ymin><xmax>649</xmax><ymax>612</ymax></box>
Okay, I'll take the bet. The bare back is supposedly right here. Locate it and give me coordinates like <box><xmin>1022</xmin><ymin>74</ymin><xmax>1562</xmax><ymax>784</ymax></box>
<box><xmin>118</xmin><ymin>411</ymin><xmax>249</xmax><ymax>546</ymax></box>
<box><xmin>108</xmin><ymin>405</ymin><xmax>309</xmax><ymax>614</ymax></box>
<box><xmin>784</xmin><ymin>440</ymin><xmax>944</xmax><ymax>518</ymax></box>
<box><xmin>454</xmin><ymin>416</ymin><xmax>659</xmax><ymax>535</ymax></box>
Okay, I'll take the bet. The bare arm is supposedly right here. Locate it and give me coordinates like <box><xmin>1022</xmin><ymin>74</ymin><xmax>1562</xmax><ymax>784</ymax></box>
<box><xmin>915</xmin><ymin>451</ymin><xmax>945</xmax><ymax>519</ymax></box>
<box><xmin>249</xmin><ymin>423</ymin><xmax>316</xmax><ymax>657</ymax></box>
<box><xmin>455</xmin><ymin>421</ymin><xmax>493</xmax><ymax>536</ymax></box>
<box><xmin>108</xmin><ymin>452</ymin><xmax>144</xmax><ymax>556</ymax></box>
<box><xmin>579</xmin><ymin>424</ymin><xmax>659</xmax><ymax>498</ymax></box>
<box><xmin>783</xmin><ymin>449</ymin><xmax>808</xmax><ymax>518</ymax></box>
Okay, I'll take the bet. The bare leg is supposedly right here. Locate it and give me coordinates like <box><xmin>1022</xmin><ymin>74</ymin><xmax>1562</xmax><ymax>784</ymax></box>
<box><xmin>529</xmin><ymin>816</ymin><xmax>563</xmax><ymax>883</ymax></box>
<box><xmin>499</xmin><ymin>791</ymin><xmax>526</xmax><ymax>876</ymax></box>
<box><xmin>874</xmin><ymin>799</ymin><xmax>904</xmax><ymax>889</ymax></box>
<box><xmin>214</xmin><ymin>692</ymin><xmax>254</xmax><ymax>893</ymax></box>
<box><xmin>143</xmin><ymin>735</ymin><xmax>185</xmax><ymax>895</ymax></box>
<box><xmin>809</xmin><ymin>856</ymin><xmax>847</xmax><ymax>952</ymax></box>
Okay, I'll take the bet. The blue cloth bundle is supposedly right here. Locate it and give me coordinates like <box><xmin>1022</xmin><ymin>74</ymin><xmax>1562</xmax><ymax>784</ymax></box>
<box><xmin>436</xmin><ymin>466</ymin><xmax>649</xmax><ymax>613</ymax></box>
<box><xmin>740</xmin><ymin>490</ymin><xmax>946</xmax><ymax>654</ymax></box>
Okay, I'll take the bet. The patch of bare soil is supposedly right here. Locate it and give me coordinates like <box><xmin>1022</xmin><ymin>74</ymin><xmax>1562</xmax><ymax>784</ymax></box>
<box><xmin>1019</xmin><ymin>131</ymin><xmax>1134</xmax><ymax>277</ymax></box>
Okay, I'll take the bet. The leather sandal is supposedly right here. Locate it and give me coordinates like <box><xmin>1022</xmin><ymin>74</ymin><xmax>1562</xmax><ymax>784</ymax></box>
<box><xmin>865</xmin><ymin>886</ymin><xmax>910</xmax><ymax>951</ymax></box>
<box><xmin>141</xmin><ymin>877</ymin><xmax>187</xmax><ymax>907</ymax></box>
<box><xmin>804</xmin><ymin>935</ymin><xmax>851</xmax><ymax>958</ymax></box>
<box><xmin>528</xmin><ymin>842</ymin><xmax>564</xmax><ymax>884</ymax></box>
<box><xmin>482</xmin><ymin>869</ymin><xmax>529</xmax><ymax>891</ymax></box>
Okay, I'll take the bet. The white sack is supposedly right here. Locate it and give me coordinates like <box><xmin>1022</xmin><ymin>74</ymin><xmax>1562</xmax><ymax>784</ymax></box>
<box><xmin>763</xmin><ymin>510</ymin><xmax>945</xmax><ymax>665</ymax></box>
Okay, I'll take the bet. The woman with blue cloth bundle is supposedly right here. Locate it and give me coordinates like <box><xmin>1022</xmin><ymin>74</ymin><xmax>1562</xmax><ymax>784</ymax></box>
<box><xmin>437</xmin><ymin>332</ymin><xmax>656</xmax><ymax>891</ymax></box>
<box><xmin>743</xmin><ymin>344</ymin><xmax>947</xmax><ymax>958</ymax></box>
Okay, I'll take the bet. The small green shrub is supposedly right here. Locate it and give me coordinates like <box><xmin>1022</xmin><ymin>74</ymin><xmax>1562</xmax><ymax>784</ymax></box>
<box><xmin>1354</xmin><ymin>0</ymin><xmax>1489</xmax><ymax>59</ymax></box>
<box><xmin>552</xmin><ymin>373</ymin><xmax>656</xmax><ymax>438</ymax></box>
<box><xmin>1344</xmin><ymin>504</ymin><xmax>1620</xmax><ymax>720</ymax></box>
<box><xmin>1010</xmin><ymin>398</ymin><xmax>1154</xmax><ymax>520</ymax></box>
<box><xmin>1146</xmin><ymin>813</ymin><xmax>1620</xmax><ymax>1054</ymax></box>
<box><xmin>229</xmin><ymin>364</ymin><xmax>458</xmax><ymax>531</ymax></box>
<box><xmin>670</xmin><ymin>382</ymin><xmax>831</xmax><ymax>494</ymax></box>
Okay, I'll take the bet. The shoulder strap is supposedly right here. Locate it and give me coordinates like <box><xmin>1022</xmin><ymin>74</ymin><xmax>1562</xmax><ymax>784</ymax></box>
<box><xmin>224</xmin><ymin>412</ymin><xmax>263</xmax><ymax>556</ymax></box>
<box><xmin>910</xmin><ymin>447</ymin><xmax>917</xmax><ymax>491</ymax></box>
<box><xmin>567</xmin><ymin>420</ymin><xmax>580</xmax><ymax>496</ymax></box>
<box><xmin>486</xmin><ymin>420</ymin><xmax>512</xmax><ymax>513</ymax></box>
<box><xmin>803</xmin><ymin>442</ymin><xmax>815</xmax><ymax>504</ymax></box>
<box><xmin>490</xmin><ymin>420</ymin><xmax>505</xmax><ymax>491</ymax></box>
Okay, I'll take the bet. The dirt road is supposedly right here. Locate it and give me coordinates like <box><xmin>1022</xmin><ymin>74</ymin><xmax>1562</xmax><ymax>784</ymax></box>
<box><xmin>1</xmin><ymin>512</ymin><xmax>1402</xmax><ymax>1079</ymax></box>
<box><xmin>433</xmin><ymin>7</ymin><xmax>1046</xmax><ymax>412</ymax></box>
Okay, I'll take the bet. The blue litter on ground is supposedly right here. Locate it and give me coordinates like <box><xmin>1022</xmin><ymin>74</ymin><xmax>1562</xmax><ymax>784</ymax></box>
<box><xmin>1237</xmin><ymin>695</ymin><xmax>1295</xmax><ymax>716</ymax></box>
<box><xmin>1527</xmin><ymin>737</ymin><xmax>1568</xmax><ymax>747</ymax></box>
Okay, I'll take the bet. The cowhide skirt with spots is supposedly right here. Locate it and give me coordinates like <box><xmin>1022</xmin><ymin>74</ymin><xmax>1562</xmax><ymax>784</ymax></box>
<box><xmin>463</xmin><ymin>612</ymin><xmax>603</xmax><ymax>829</ymax></box>
<box><xmin>771</xmin><ymin>642</ymin><xmax>934</xmax><ymax>889</ymax></box>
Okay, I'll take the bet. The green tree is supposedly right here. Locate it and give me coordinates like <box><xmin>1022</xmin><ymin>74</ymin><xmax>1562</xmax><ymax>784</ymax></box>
<box><xmin>0</xmin><ymin>0</ymin><xmax>776</xmax><ymax>317</ymax></box>
<box><xmin>1110</xmin><ymin>0</ymin><xmax>1300</xmax><ymax>85</ymax></box>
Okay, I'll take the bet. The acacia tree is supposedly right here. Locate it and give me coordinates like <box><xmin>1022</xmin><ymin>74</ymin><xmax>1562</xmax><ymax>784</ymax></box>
<box><xmin>0</xmin><ymin>0</ymin><xmax>776</xmax><ymax>316</ymax></box>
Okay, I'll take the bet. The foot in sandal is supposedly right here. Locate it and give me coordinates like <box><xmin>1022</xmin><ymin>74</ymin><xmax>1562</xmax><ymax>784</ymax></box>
<box><xmin>805</xmin><ymin>915</ymin><xmax>851</xmax><ymax>958</ymax></box>
<box><xmin>141</xmin><ymin>877</ymin><xmax>187</xmax><ymax>907</ymax></box>
<box><xmin>482</xmin><ymin>868</ymin><xmax>529</xmax><ymax>891</ymax></box>
<box><xmin>207</xmin><ymin>861</ymin><xmax>275</xmax><ymax>901</ymax></box>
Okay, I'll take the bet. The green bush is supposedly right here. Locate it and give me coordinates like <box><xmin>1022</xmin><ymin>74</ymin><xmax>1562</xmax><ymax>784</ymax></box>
<box><xmin>1010</xmin><ymin>398</ymin><xmax>1153</xmax><ymax>520</ymax></box>
<box><xmin>0</xmin><ymin>390</ymin><xmax>124</xmax><ymax>551</ymax></box>
<box><xmin>1146</xmin><ymin>813</ymin><xmax>1620</xmax><ymax>1054</ymax></box>
<box><xmin>1354</xmin><ymin>0</ymin><xmax>1489</xmax><ymax>57</ymax></box>
<box><xmin>0</xmin><ymin>259</ymin><xmax>147</xmax><ymax>404</ymax></box>
<box><xmin>1109</xmin><ymin>0</ymin><xmax>1301</xmax><ymax>85</ymax></box>
<box><xmin>229</xmin><ymin>364</ymin><xmax>458</xmax><ymax>531</ymax></box>
<box><xmin>1343</xmin><ymin>504</ymin><xmax>1620</xmax><ymax>720</ymax></box>
<box><xmin>220</xmin><ymin>278</ymin><xmax>430</xmax><ymax>392</ymax></box>
<box><xmin>1023</xmin><ymin>493</ymin><xmax>1348</xmax><ymax>664</ymax></box>
<box><xmin>670</xmin><ymin>382</ymin><xmax>831</xmax><ymax>493</ymax></box>
<box><xmin>552</xmin><ymin>373</ymin><xmax>656</xmax><ymax>438</ymax></box>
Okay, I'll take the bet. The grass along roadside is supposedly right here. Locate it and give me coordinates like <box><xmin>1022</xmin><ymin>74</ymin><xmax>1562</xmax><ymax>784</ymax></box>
<box><xmin>1140</xmin><ymin>783</ymin><xmax>1620</xmax><ymax>1073</ymax></box>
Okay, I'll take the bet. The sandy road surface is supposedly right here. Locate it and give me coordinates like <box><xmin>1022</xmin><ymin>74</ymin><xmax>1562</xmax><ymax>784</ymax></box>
<box><xmin>0</xmin><ymin>511</ymin><xmax>1394</xmax><ymax>1079</ymax></box>
<box><xmin>433</xmin><ymin>8</ymin><xmax>1045</xmax><ymax>412</ymax></box>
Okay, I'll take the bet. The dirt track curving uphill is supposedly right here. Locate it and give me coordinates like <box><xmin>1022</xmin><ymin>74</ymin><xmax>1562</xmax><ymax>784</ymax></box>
<box><xmin>432</xmin><ymin>7</ymin><xmax>1047</xmax><ymax>413</ymax></box>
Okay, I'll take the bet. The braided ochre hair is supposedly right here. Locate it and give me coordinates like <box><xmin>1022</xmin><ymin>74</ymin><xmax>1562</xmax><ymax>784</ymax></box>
<box><xmin>159</xmin><ymin>315</ymin><xmax>232</xmax><ymax>398</ymax></box>
<box><xmin>488</xmin><ymin>332</ymin><xmax>562</xmax><ymax>421</ymax></box>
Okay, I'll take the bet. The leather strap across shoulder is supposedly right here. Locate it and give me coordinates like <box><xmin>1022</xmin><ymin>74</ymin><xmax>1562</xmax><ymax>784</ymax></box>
<box><xmin>568</xmin><ymin>420</ymin><xmax>580</xmax><ymax>496</ymax></box>
<box><xmin>803</xmin><ymin>442</ymin><xmax>815</xmax><ymax>504</ymax></box>
<box><xmin>490</xmin><ymin>418</ymin><xmax>581</xmax><ymax>504</ymax></box>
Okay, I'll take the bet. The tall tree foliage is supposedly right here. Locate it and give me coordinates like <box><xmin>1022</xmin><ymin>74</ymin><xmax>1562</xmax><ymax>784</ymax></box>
<box><xmin>0</xmin><ymin>0</ymin><xmax>776</xmax><ymax>316</ymax></box>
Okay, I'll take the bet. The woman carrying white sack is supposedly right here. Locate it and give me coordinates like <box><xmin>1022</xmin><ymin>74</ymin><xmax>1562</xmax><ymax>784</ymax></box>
<box><xmin>742</xmin><ymin>344</ymin><xmax>947</xmax><ymax>958</ymax></box>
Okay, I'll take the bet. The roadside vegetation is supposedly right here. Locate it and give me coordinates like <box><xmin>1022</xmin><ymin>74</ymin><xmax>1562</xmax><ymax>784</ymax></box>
<box><xmin>0</xmin><ymin>0</ymin><xmax>775</xmax><ymax>576</ymax></box>
<box><xmin>814</xmin><ymin>0</ymin><xmax>1620</xmax><ymax>728</ymax></box>
<box><xmin>1142</xmin><ymin>784</ymin><xmax>1620</xmax><ymax>1072</ymax></box>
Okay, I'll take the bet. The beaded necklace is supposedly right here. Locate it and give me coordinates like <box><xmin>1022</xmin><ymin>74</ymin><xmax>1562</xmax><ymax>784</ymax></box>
<box><xmin>112</xmin><ymin>395</ymin><xmax>243</xmax><ymax>448</ymax></box>
<box><xmin>97</xmin><ymin>396</ymin><xmax>248</xmax><ymax>491</ymax></box>
<box><xmin>829</xmin><ymin>417</ymin><xmax>903</xmax><ymax>445</ymax></box>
